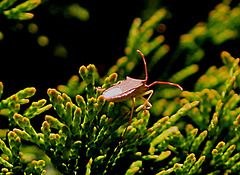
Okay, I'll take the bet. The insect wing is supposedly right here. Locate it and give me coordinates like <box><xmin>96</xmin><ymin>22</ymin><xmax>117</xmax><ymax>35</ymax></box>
<box><xmin>102</xmin><ymin>77</ymin><xmax>146</xmax><ymax>102</ymax></box>
<box><xmin>102</xmin><ymin>87</ymin><xmax>123</xmax><ymax>99</ymax></box>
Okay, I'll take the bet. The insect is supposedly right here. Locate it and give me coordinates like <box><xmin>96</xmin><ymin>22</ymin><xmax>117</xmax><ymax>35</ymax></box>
<box><xmin>98</xmin><ymin>50</ymin><xmax>183</xmax><ymax>140</ymax></box>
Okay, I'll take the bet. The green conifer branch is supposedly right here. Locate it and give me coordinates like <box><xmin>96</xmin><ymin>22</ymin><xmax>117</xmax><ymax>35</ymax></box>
<box><xmin>0</xmin><ymin>1</ymin><xmax>240</xmax><ymax>174</ymax></box>
<box><xmin>0</xmin><ymin>0</ymin><xmax>41</xmax><ymax>20</ymax></box>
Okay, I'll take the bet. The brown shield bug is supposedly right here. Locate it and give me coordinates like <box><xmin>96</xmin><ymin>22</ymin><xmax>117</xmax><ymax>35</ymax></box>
<box><xmin>97</xmin><ymin>50</ymin><xmax>183</xmax><ymax>140</ymax></box>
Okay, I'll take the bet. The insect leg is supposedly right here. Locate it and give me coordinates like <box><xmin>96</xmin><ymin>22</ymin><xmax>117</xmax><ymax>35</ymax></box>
<box><xmin>139</xmin><ymin>96</ymin><xmax>152</xmax><ymax>109</ymax></box>
<box><xmin>122</xmin><ymin>97</ymin><xmax>136</xmax><ymax>141</ymax></box>
<box><xmin>96</xmin><ymin>87</ymin><xmax>106</xmax><ymax>91</ymax></box>
<box><xmin>136</xmin><ymin>90</ymin><xmax>154</xmax><ymax>110</ymax></box>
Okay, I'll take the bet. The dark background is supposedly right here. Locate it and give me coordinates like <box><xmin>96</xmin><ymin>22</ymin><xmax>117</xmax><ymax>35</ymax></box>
<box><xmin>0</xmin><ymin>0</ymin><xmax>239</xmax><ymax>100</ymax></box>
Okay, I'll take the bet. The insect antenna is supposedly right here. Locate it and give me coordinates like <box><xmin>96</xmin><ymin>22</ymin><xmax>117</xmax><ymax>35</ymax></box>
<box><xmin>137</xmin><ymin>50</ymin><xmax>183</xmax><ymax>90</ymax></box>
<box><xmin>137</xmin><ymin>50</ymin><xmax>148</xmax><ymax>81</ymax></box>
<box><xmin>147</xmin><ymin>81</ymin><xmax>183</xmax><ymax>90</ymax></box>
